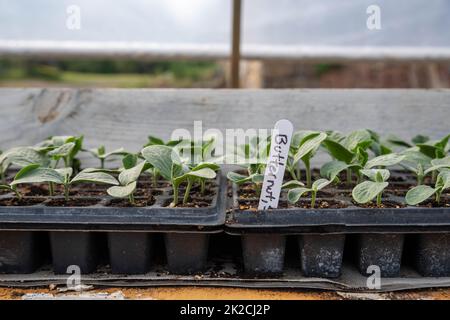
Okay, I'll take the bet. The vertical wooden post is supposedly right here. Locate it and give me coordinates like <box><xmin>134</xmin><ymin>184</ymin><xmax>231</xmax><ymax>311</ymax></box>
<box><xmin>231</xmin><ymin>0</ymin><xmax>242</xmax><ymax>88</ymax></box>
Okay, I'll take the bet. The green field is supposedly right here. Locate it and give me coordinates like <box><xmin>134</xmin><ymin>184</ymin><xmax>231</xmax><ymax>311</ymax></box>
<box><xmin>0</xmin><ymin>59</ymin><xmax>224</xmax><ymax>88</ymax></box>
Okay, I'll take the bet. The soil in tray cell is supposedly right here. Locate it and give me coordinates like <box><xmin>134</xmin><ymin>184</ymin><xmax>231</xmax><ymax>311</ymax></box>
<box><xmin>0</xmin><ymin>197</ymin><xmax>45</xmax><ymax>206</ymax></box>
<box><xmin>237</xmin><ymin>199</ymin><xmax>289</xmax><ymax>211</ymax></box>
<box><xmin>45</xmin><ymin>198</ymin><xmax>101</xmax><ymax>207</ymax></box>
<box><xmin>385</xmin><ymin>189</ymin><xmax>409</xmax><ymax>197</ymax></box>
<box><xmin>291</xmin><ymin>199</ymin><xmax>348</xmax><ymax>209</ymax></box>
<box><xmin>137</xmin><ymin>181</ymin><xmax>170</xmax><ymax>189</ymax></box>
<box><xmin>236</xmin><ymin>197</ymin><xmax>347</xmax><ymax>210</ymax></box>
<box><xmin>106</xmin><ymin>197</ymin><xmax>155</xmax><ymax>207</ymax></box>
<box><xmin>17</xmin><ymin>184</ymin><xmax>63</xmax><ymax>196</ymax></box>
<box><xmin>352</xmin><ymin>200</ymin><xmax>406</xmax><ymax>209</ymax></box>
<box><xmin>414</xmin><ymin>199</ymin><xmax>450</xmax><ymax>208</ymax></box>
<box><xmin>133</xmin><ymin>188</ymin><xmax>163</xmax><ymax>197</ymax></box>
<box><xmin>17</xmin><ymin>183</ymin><xmax>109</xmax><ymax>197</ymax></box>
<box><xmin>163</xmin><ymin>198</ymin><xmax>212</xmax><ymax>208</ymax></box>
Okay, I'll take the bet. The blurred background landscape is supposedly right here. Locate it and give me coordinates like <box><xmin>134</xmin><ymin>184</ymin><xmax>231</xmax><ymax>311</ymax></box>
<box><xmin>0</xmin><ymin>0</ymin><xmax>449</xmax><ymax>88</ymax></box>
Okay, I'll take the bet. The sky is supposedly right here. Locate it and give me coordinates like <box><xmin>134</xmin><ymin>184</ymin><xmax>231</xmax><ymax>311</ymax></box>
<box><xmin>0</xmin><ymin>0</ymin><xmax>449</xmax><ymax>46</ymax></box>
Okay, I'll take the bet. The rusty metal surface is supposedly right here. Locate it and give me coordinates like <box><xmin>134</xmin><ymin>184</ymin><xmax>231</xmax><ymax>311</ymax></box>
<box><xmin>1</xmin><ymin>286</ymin><xmax>450</xmax><ymax>300</ymax></box>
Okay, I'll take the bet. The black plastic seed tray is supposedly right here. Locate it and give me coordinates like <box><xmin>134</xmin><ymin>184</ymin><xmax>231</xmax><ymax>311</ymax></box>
<box><xmin>226</xmin><ymin>174</ymin><xmax>450</xmax><ymax>234</ymax></box>
<box><xmin>225</xmin><ymin>171</ymin><xmax>450</xmax><ymax>278</ymax></box>
<box><xmin>0</xmin><ymin>175</ymin><xmax>226</xmax><ymax>232</ymax></box>
<box><xmin>0</xmin><ymin>175</ymin><xmax>225</xmax><ymax>275</ymax></box>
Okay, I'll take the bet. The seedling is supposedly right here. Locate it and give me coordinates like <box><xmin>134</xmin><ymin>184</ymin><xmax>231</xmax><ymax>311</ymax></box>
<box><xmin>352</xmin><ymin>169</ymin><xmax>390</xmax><ymax>206</ymax></box>
<box><xmin>322</xmin><ymin>129</ymin><xmax>373</xmax><ymax>184</ymax></box>
<box><xmin>287</xmin><ymin>131</ymin><xmax>327</xmax><ymax>187</ymax></box>
<box><xmin>143</xmin><ymin>135</ymin><xmax>185</xmax><ymax>187</ymax></box>
<box><xmin>321</xmin><ymin>153</ymin><xmax>405</xmax><ymax>185</ymax></box>
<box><xmin>227</xmin><ymin>167</ymin><xmax>265</xmax><ymax>195</ymax></box>
<box><xmin>406</xmin><ymin>169</ymin><xmax>450</xmax><ymax>205</ymax></box>
<box><xmin>283</xmin><ymin>178</ymin><xmax>332</xmax><ymax>208</ymax></box>
<box><xmin>141</xmin><ymin>145</ymin><xmax>218</xmax><ymax>206</ymax></box>
<box><xmin>399</xmin><ymin>149</ymin><xmax>432</xmax><ymax>185</ymax></box>
<box><xmin>107</xmin><ymin>160</ymin><xmax>149</xmax><ymax>205</ymax></box>
<box><xmin>400</xmin><ymin>149</ymin><xmax>450</xmax><ymax>185</ymax></box>
<box><xmin>226</xmin><ymin>138</ymin><xmax>269</xmax><ymax>195</ymax></box>
<box><xmin>11</xmin><ymin>164</ymin><xmax>118</xmax><ymax>201</ymax></box>
<box><xmin>36</xmin><ymin>135</ymin><xmax>84</xmax><ymax>170</ymax></box>
<box><xmin>86</xmin><ymin>146</ymin><xmax>127</xmax><ymax>168</ymax></box>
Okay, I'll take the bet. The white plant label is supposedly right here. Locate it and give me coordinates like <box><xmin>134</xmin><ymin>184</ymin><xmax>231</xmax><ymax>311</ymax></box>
<box><xmin>258</xmin><ymin>119</ymin><xmax>293</xmax><ymax>210</ymax></box>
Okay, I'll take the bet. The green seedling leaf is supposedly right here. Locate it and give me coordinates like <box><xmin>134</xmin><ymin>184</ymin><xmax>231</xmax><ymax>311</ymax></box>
<box><xmin>287</xmin><ymin>187</ymin><xmax>311</xmax><ymax>203</ymax></box>
<box><xmin>412</xmin><ymin>135</ymin><xmax>430</xmax><ymax>144</ymax></box>
<box><xmin>192</xmin><ymin>162</ymin><xmax>220</xmax><ymax>172</ymax></box>
<box><xmin>436</xmin><ymin>133</ymin><xmax>450</xmax><ymax>151</ymax></box>
<box><xmin>55</xmin><ymin>167</ymin><xmax>73</xmax><ymax>181</ymax></box>
<box><xmin>251</xmin><ymin>174</ymin><xmax>264</xmax><ymax>184</ymax></box>
<box><xmin>322</xmin><ymin>139</ymin><xmax>354</xmax><ymax>163</ymax></box>
<box><xmin>400</xmin><ymin>149</ymin><xmax>432</xmax><ymax>165</ymax></box>
<box><xmin>437</xmin><ymin>170</ymin><xmax>450</xmax><ymax>190</ymax></box>
<box><xmin>405</xmin><ymin>185</ymin><xmax>436</xmax><ymax>205</ymax></box>
<box><xmin>202</xmin><ymin>137</ymin><xmax>217</xmax><ymax>162</ymax></box>
<box><xmin>417</xmin><ymin>144</ymin><xmax>440</xmax><ymax>159</ymax></box>
<box><xmin>342</xmin><ymin>130</ymin><xmax>372</xmax><ymax>151</ymax></box>
<box><xmin>293</xmin><ymin>132</ymin><xmax>327</xmax><ymax>164</ymax></box>
<box><xmin>146</xmin><ymin>135</ymin><xmax>165</xmax><ymax>146</ymax></box>
<box><xmin>425</xmin><ymin>156</ymin><xmax>450</xmax><ymax>174</ymax></box>
<box><xmin>122</xmin><ymin>153</ymin><xmax>138</xmax><ymax>169</ymax></box>
<box><xmin>71</xmin><ymin>168</ymin><xmax>119</xmax><ymax>185</ymax></box>
<box><xmin>81</xmin><ymin>167</ymin><xmax>121</xmax><ymax>174</ymax></box>
<box><xmin>98</xmin><ymin>145</ymin><xmax>106</xmax><ymax>156</ymax></box>
<box><xmin>174</xmin><ymin>168</ymin><xmax>216</xmax><ymax>184</ymax></box>
<box><xmin>14</xmin><ymin>163</ymin><xmax>41</xmax><ymax>180</ymax></box>
<box><xmin>365</xmin><ymin>153</ymin><xmax>405</xmax><ymax>169</ymax></box>
<box><xmin>291</xmin><ymin>130</ymin><xmax>313</xmax><ymax>147</ymax></box>
<box><xmin>107</xmin><ymin>181</ymin><xmax>137</xmax><ymax>198</ymax></box>
<box><xmin>48</xmin><ymin>142</ymin><xmax>75</xmax><ymax>158</ymax></box>
<box><xmin>141</xmin><ymin>145</ymin><xmax>183</xmax><ymax>181</ymax></box>
<box><xmin>227</xmin><ymin>172</ymin><xmax>251</xmax><ymax>184</ymax></box>
<box><xmin>387</xmin><ymin>137</ymin><xmax>412</xmax><ymax>148</ymax></box>
<box><xmin>282</xmin><ymin>180</ymin><xmax>305</xmax><ymax>189</ymax></box>
<box><xmin>352</xmin><ymin>181</ymin><xmax>388</xmax><ymax>204</ymax></box>
<box><xmin>360</xmin><ymin>169</ymin><xmax>390</xmax><ymax>182</ymax></box>
<box><xmin>118</xmin><ymin>161</ymin><xmax>146</xmax><ymax>186</ymax></box>
<box><xmin>0</xmin><ymin>147</ymin><xmax>49</xmax><ymax>168</ymax></box>
<box><xmin>71</xmin><ymin>170</ymin><xmax>119</xmax><ymax>185</ymax></box>
<box><xmin>8</xmin><ymin>147</ymin><xmax>48</xmax><ymax>167</ymax></box>
<box><xmin>89</xmin><ymin>147</ymin><xmax>126</xmax><ymax>159</ymax></box>
<box><xmin>312</xmin><ymin>178</ymin><xmax>332</xmax><ymax>191</ymax></box>
<box><xmin>11</xmin><ymin>166</ymin><xmax>65</xmax><ymax>185</ymax></box>
<box><xmin>325</xmin><ymin>130</ymin><xmax>345</xmax><ymax>143</ymax></box>
<box><xmin>320</xmin><ymin>160</ymin><xmax>352</xmax><ymax>181</ymax></box>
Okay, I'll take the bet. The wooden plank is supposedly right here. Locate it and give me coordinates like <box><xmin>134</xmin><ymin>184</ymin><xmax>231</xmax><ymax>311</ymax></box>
<box><xmin>0</xmin><ymin>88</ymin><xmax>449</xmax><ymax>157</ymax></box>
